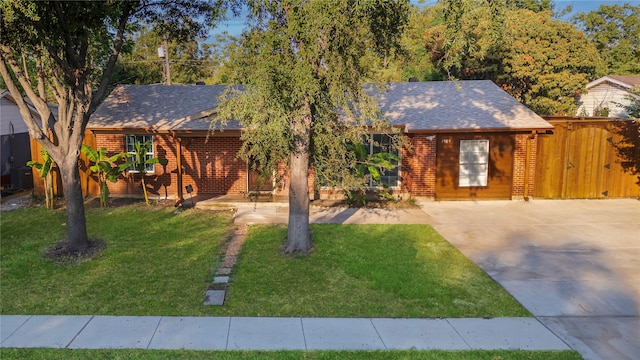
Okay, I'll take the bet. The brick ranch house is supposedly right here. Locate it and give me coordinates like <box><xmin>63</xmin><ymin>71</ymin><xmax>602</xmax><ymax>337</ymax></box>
<box><xmin>85</xmin><ymin>80</ymin><xmax>552</xmax><ymax>202</ymax></box>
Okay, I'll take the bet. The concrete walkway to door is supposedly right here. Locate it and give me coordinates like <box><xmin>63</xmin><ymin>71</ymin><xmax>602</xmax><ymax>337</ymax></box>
<box><xmin>418</xmin><ymin>199</ymin><xmax>640</xmax><ymax>360</ymax></box>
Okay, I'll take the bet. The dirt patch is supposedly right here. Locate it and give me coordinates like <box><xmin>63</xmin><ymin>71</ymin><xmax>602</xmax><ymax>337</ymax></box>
<box><xmin>44</xmin><ymin>239</ymin><xmax>106</xmax><ymax>266</ymax></box>
<box><xmin>0</xmin><ymin>191</ymin><xmax>34</xmax><ymax>212</ymax></box>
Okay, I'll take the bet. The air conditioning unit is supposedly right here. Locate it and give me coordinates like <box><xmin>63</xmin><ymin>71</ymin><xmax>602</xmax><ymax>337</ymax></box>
<box><xmin>10</xmin><ymin>166</ymin><xmax>33</xmax><ymax>190</ymax></box>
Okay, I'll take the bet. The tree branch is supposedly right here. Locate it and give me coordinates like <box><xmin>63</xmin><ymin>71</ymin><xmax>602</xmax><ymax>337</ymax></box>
<box><xmin>90</xmin><ymin>2</ymin><xmax>135</xmax><ymax>115</ymax></box>
<box><xmin>0</xmin><ymin>45</ymin><xmax>54</xmax><ymax>146</ymax></box>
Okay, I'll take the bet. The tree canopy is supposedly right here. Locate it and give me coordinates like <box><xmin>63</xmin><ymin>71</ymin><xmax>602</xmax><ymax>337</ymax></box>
<box><xmin>0</xmin><ymin>0</ymin><xmax>226</xmax><ymax>252</ymax></box>
<box><xmin>574</xmin><ymin>4</ymin><xmax>640</xmax><ymax>76</ymax></box>
<box><xmin>419</xmin><ymin>4</ymin><xmax>599</xmax><ymax>115</ymax></box>
<box><xmin>214</xmin><ymin>0</ymin><xmax>409</xmax><ymax>253</ymax></box>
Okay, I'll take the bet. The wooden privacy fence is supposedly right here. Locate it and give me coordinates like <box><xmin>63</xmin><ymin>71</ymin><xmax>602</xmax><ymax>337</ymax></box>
<box><xmin>31</xmin><ymin>131</ymin><xmax>99</xmax><ymax>198</ymax></box>
<box><xmin>535</xmin><ymin>117</ymin><xmax>639</xmax><ymax>199</ymax></box>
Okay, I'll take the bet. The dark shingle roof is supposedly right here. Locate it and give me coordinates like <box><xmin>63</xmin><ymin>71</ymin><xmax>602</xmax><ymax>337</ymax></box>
<box><xmin>376</xmin><ymin>80</ymin><xmax>552</xmax><ymax>131</ymax></box>
<box><xmin>90</xmin><ymin>81</ymin><xmax>551</xmax><ymax>132</ymax></box>
<box><xmin>89</xmin><ymin>84</ymin><xmax>241</xmax><ymax>131</ymax></box>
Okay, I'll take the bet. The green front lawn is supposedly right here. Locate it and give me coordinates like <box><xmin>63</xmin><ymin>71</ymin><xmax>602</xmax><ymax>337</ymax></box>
<box><xmin>0</xmin><ymin>206</ymin><xmax>233</xmax><ymax>316</ymax></box>
<box><xmin>0</xmin><ymin>204</ymin><xmax>527</xmax><ymax>317</ymax></box>
<box><xmin>224</xmin><ymin>224</ymin><xmax>529</xmax><ymax>317</ymax></box>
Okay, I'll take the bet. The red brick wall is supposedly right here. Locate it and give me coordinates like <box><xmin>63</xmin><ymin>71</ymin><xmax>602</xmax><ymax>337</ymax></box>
<box><xmin>511</xmin><ymin>133</ymin><xmax>537</xmax><ymax>198</ymax></box>
<box><xmin>94</xmin><ymin>134</ymin><xmax>249</xmax><ymax>198</ymax></box>
<box><xmin>402</xmin><ymin>134</ymin><xmax>436</xmax><ymax>197</ymax></box>
<box><xmin>93</xmin><ymin>131</ymin><xmax>538</xmax><ymax>200</ymax></box>
<box><xmin>95</xmin><ymin>133</ymin><xmax>177</xmax><ymax>198</ymax></box>
<box><xmin>180</xmin><ymin>136</ymin><xmax>246</xmax><ymax>195</ymax></box>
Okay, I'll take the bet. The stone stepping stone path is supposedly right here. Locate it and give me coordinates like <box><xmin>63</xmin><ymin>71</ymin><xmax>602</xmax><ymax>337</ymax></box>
<box><xmin>204</xmin><ymin>224</ymin><xmax>247</xmax><ymax>306</ymax></box>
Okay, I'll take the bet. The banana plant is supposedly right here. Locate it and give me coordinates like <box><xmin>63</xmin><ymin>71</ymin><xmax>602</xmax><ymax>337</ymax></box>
<box><xmin>345</xmin><ymin>142</ymin><xmax>399</xmax><ymax>206</ymax></box>
<box><xmin>27</xmin><ymin>148</ymin><xmax>55</xmax><ymax>209</ymax></box>
<box><xmin>131</xmin><ymin>140</ymin><xmax>168</xmax><ymax>205</ymax></box>
<box><xmin>81</xmin><ymin>144</ymin><xmax>132</xmax><ymax>208</ymax></box>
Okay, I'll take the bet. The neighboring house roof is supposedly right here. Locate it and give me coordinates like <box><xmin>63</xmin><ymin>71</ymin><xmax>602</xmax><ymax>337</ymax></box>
<box><xmin>586</xmin><ymin>75</ymin><xmax>640</xmax><ymax>90</ymax></box>
<box><xmin>577</xmin><ymin>75</ymin><xmax>640</xmax><ymax>118</ymax></box>
<box><xmin>1</xmin><ymin>89</ymin><xmax>39</xmax><ymax>136</ymax></box>
<box><xmin>89</xmin><ymin>80</ymin><xmax>552</xmax><ymax>133</ymax></box>
<box><xmin>376</xmin><ymin>80</ymin><xmax>552</xmax><ymax>131</ymax></box>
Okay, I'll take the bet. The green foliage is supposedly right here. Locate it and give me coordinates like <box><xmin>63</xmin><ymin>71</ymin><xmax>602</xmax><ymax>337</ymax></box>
<box><xmin>344</xmin><ymin>141</ymin><xmax>400</xmax><ymax>206</ymax></box>
<box><xmin>81</xmin><ymin>144</ymin><xmax>131</xmax><ymax>207</ymax></box>
<box><xmin>215</xmin><ymin>0</ymin><xmax>408</xmax><ymax>176</ymax></box>
<box><xmin>113</xmin><ymin>25</ymin><xmax>233</xmax><ymax>85</ymax></box>
<box><xmin>506</xmin><ymin>0</ymin><xmax>553</xmax><ymax>12</ymax></box>
<box><xmin>214</xmin><ymin>0</ymin><xmax>409</xmax><ymax>252</ymax></box>
<box><xmin>1</xmin><ymin>1</ymin><xmax>228</xmax><ymax>249</ymax></box>
<box><xmin>612</xmin><ymin>90</ymin><xmax>640</xmax><ymax>184</ymax></box>
<box><xmin>423</xmin><ymin>6</ymin><xmax>599</xmax><ymax>115</ymax></box>
<box><xmin>436</xmin><ymin>0</ymin><xmax>508</xmax><ymax>77</ymax></box>
<box><xmin>498</xmin><ymin>10</ymin><xmax>599</xmax><ymax>115</ymax></box>
<box><xmin>26</xmin><ymin>148</ymin><xmax>55</xmax><ymax>209</ymax></box>
<box><xmin>216</xmin><ymin>1</ymin><xmax>409</xmax><ymax>179</ymax></box>
<box><xmin>26</xmin><ymin>148</ymin><xmax>52</xmax><ymax>179</ymax></box>
<box><xmin>574</xmin><ymin>4</ymin><xmax>640</xmax><ymax>75</ymax></box>
<box><xmin>130</xmin><ymin>140</ymin><xmax>168</xmax><ymax>205</ymax></box>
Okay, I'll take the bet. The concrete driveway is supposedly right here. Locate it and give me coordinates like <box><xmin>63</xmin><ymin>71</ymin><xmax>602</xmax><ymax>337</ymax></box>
<box><xmin>418</xmin><ymin>199</ymin><xmax>640</xmax><ymax>360</ymax></box>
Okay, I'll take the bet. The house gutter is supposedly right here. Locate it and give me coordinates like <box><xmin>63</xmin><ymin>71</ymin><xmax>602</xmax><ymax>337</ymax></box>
<box><xmin>523</xmin><ymin>131</ymin><xmax>535</xmax><ymax>201</ymax></box>
<box><xmin>176</xmin><ymin>136</ymin><xmax>184</xmax><ymax>205</ymax></box>
<box><xmin>403</xmin><ymin>127</ymin><xmax>552</xmax><ymax>134</ymax></box>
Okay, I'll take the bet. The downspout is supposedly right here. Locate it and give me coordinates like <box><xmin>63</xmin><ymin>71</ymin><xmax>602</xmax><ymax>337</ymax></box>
<box><xmin>175</xmin><ymin>136</ymin><xmax>184</xmax><ymax>206</ymax></box>
<box><xmin>523</xmin><ymin>131</ymin><xmax>534</xmax><ymax>201</ymax></box>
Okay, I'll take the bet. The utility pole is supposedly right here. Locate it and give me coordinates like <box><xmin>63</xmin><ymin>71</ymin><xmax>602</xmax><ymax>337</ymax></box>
<box><xmin>163</xmin><ymin>34</ymin><xmax>171</xmax><ymax>85</ymax></box>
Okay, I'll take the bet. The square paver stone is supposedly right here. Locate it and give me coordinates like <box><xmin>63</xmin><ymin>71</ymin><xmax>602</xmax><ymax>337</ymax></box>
<box><xmin>149</xmin><ymin>317</ymin><xmax>230</xmax><ymax>350</ymax></box>
<box><xmin>1</xmin><ymin>315</ymin><xmax>92</xmax><ymax>348</ymax></box>
<box><xmin>302</xmin><ymin>318</ymin><xmax>385</xmax><ymax>350</ymax></box>
<box><xmin>447</xmin><ymin>318</ymin><xmax>569</xmax><ymax>350</ymax></box>
<box><xmin>372</xmin><ymin>318</ymin><xmax>468</xmax><ymax>350</ymax></box>
<box><xmin>227</xmin><ymin>317</ymin><xmax>305</xmax><ymax>350</ymax></box>
<box><xmin>204</xmin><ymin>290</ymin><xmax>225</xmax><ymax>306</ymax></box>
<box><xmin>0</xmin><ymin>315</ymin><xmax>31</xmax><ymax>345</ymax></box>
<box><xmin>69</xmin><ymin>316</ymin><xmax>161</xmax><ymax>349</ymax></box>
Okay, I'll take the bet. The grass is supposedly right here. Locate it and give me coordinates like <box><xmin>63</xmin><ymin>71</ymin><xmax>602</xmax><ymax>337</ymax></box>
<box><xmin>0</xmin><ymin>349</ymin><xmax>583</xmax><ymax>360</ymax></box>
<box><xmin>0</xmin><ymin>205</ymin><xmax>234</xmax><ymax>316</ymax></box>
<box><xmin>223</xmin><ymin>225</ymin><xmax>529</xmax><ymax>317</ymax></box>
<box><xmin>1</xmin><ymin>205</ymin><xmax>527</xmax><ymax>317</ymax></box>
<box><xmin>1</xmin><ymin>205</ymin><xmax>582</xmax><ymax>359</ymax></box>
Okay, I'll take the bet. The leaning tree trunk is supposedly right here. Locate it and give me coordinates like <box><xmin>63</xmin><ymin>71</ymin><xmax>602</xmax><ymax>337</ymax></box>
<box><xmin>59</xmin><ymin>158</ymin><xmax>90</xmax><ymax>252</ymax></box>
<box><xmin>284</xmin><ymin>104</ymin><xmax>312</xmax><ymax>254</ymax></box>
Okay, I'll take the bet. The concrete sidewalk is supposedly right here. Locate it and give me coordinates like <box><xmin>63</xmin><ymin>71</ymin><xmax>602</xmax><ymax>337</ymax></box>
<box><xmin>229</xmin><ymin>203</ymin><xmax>436</xmax><ymax>225</ymax></box>
<box><xmin>0</xmin><ymin>315</ymin><xmax>570</xmax><ymax>351</ymax></box>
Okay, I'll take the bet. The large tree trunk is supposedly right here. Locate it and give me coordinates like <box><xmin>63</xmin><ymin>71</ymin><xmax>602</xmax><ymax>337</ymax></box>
<box><xmin>284</xmin><ymin>102</ymin><xmax>312</xmax><ymax>254</ymax></box>
<box><xmin>59</xmin><ymin>158</ymin><xmax>90</xmax><ymax>252</ymax></box>
<box><xmin>285</xmin><ymin>150</ymin><xmax>311</xmax><ymax>253</ymax></box>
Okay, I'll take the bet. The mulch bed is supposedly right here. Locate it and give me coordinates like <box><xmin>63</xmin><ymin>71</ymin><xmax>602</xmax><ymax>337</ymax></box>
<box><xmin>44</xmin><ymin>239</ymin><xmax>106</xmax><ymax>265</ymax></box>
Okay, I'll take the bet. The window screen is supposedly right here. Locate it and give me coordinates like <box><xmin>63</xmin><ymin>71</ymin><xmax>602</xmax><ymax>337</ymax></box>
<box><xmin>459</xmin><ymin>140</ymin><xmax>489</xmax><ymax>187</ymax></box>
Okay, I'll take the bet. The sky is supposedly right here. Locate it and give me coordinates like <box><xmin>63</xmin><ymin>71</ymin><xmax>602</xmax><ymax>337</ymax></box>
<box><xmin>208</xmin><ymin>0</ymin><xmax>638</xmax><ymax>40</ymax></box>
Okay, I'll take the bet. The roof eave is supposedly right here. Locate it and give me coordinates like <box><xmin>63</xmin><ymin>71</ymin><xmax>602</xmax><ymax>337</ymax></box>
<box><xmin>586</xmin><ymin>76</ymin><xmax>634</xmax><ymax>90</ymax></box>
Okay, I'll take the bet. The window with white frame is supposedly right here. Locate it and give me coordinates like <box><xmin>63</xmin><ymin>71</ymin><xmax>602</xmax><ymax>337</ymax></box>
<box><xmin>126</xmin><ymin>135</ymin><xmax>155</xmax><ymax>173</ymax></box>
<box><xmin>364</xmin><ymin>134</ymin><xmax>400</xmax><ymax>188</ymax></box>
<box><xmin>459</xmin><ymin>139</ymin><xmax>489</xmax><ymax>187</ymax></box>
